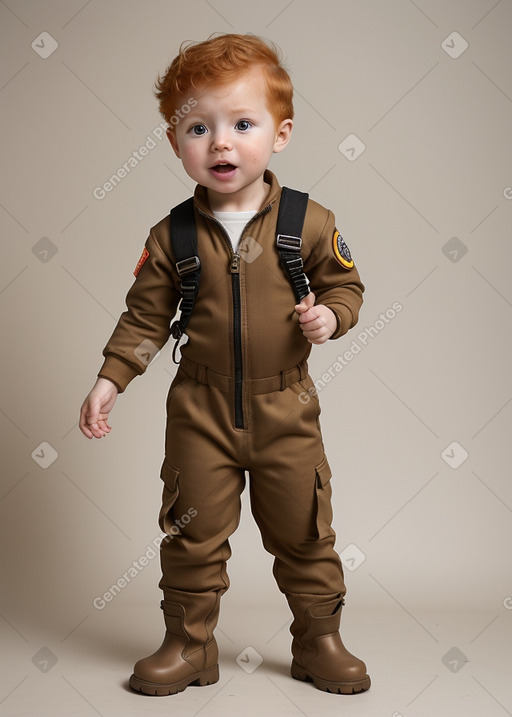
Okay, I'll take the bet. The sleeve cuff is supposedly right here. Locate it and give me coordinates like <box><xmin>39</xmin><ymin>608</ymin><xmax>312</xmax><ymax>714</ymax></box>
<box><xmin>328</xmin><ymin>305</ymin><xmax>354</xmax><ymax>340</ymax></box>
<box><xmin>97</xmin><ymin>355</ymin><xmax>141</xmax><ymax>393</ymax></box>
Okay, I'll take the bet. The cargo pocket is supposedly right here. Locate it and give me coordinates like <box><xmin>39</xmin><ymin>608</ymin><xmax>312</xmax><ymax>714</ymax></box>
<box><xmin>315</xmin><ymin>454</ymin><xmax>334</xmax><ymax>540</ymax></box>
<box><xmin>158</xmin><ymin>460</ymin><xmax>180</xmax><ymax>534</ymax></box>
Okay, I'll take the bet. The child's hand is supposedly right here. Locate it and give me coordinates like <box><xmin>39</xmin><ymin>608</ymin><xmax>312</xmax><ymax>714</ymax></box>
<box><xmin>79</xmin><ymin>378</ymin><xmax>118</xmax><ymax>439</ymax></box>
<box><xmin>295</xmin><ymin>292</ymin><xmax>337</xmax><ymax>345</ymax></box>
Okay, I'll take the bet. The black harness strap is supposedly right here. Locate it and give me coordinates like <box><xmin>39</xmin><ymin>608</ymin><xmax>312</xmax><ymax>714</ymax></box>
<box><xmin>169</xmin><ymin>197</ymin><xmax>201</xmax><ymax>363</ymax></box>
<box><xmin>275</xmin><ymin>187</ymin><xmax>310</xmax><ymax>302</ymax></box>
<box><xmin>168</xmin><ymin>187</ymin><xmax>310</xmax><ymax>364</ymax></box>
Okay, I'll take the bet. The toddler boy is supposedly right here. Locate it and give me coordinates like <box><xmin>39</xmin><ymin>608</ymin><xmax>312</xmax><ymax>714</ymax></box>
<box><xmin>79</xmin><ymin>33</ymin><xmax>370</xmax><ymax>696</ymax></box>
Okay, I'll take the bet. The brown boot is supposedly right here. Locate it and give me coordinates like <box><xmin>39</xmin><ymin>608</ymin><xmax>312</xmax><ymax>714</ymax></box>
<box><xmin>129</xmin><ymin>589</ymin><xmax>220</xmax><ymax>696</ymax></box>
<box><xmin>286</xmin><ymin>593</ymin><xmax>370</xmax><ymax>694</ymax></box>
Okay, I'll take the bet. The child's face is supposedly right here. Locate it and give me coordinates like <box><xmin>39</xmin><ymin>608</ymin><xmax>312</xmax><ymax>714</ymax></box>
<box><xmin>167</xmin><ymin>67</ymin><xmax>292</xmax><ymax>209</ymax></box>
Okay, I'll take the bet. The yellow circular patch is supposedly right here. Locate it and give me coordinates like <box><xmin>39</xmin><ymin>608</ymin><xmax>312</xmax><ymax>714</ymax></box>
<box><xmin>332</xmin><ymin>230</ymin><xmax>354</xmax><ymax>270</ymax></box>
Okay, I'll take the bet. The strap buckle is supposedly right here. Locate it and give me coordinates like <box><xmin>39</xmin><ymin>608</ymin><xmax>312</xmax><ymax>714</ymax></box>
<box><xmin>176</xmin><ymin>256</ymin><xmax>201</xmax><ymax>276</ymax></box>
<box><xmin>276</xmin><ymin>234</ymin><xmax>302</xmax><ymax>251</ymax></box>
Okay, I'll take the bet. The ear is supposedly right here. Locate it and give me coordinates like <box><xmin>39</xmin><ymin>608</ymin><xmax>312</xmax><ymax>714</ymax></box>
<box><xmin>166</xmin><ymin>128</ymin><xmax>181</xmax><ymax>158</ymax></box>
<box><xmin>273</xmin><ymin>119</ymin><xmax>293</xmax><ymax>154</ymax></box>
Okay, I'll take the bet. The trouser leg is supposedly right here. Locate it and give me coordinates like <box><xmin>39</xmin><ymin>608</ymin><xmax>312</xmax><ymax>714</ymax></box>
<box><xmin>247</xmin><ymin>377</ymin><xmax>345</xmax><ymax>596</ymax></box>
<box><xmin>130</xmin><ymin>373</ymin><xmax>245</xmax><ymax>695</ymax></box>
<box><xmin>247</xmin><ymin>377</ymin><xmax>370</xmax><ymax>694</ymax></box>
<box><xmin>158</xmin><ymin>371</ymin><xmax>246</xmax><ymax>595</ymax></box>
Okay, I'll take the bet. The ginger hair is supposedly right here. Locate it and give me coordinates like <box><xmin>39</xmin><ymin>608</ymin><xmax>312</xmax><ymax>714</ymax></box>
<box><xmin>155</xmin><ymin>33</ymin><xmax>294</xmax><ymax>127</ymax></box>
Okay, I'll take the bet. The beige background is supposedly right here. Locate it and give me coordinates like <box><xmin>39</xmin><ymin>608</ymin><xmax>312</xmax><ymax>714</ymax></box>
<box><xmin>1</xmin><ymin>1</ymin><xmax>511</xmax><ymax>715</ymax></box>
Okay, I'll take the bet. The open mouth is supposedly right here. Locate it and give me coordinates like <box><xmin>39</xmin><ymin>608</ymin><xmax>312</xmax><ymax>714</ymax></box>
<box><xmin>211</xmin><ymin>163</ymin><xmax>237</xmax><ymax>174</ymax></box>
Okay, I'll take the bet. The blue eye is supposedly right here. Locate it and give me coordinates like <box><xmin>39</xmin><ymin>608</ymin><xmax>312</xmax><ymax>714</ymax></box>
<box><xmin>191</xmin><ymin>124</ymin><xmax>207</xmax><ymax>135</ymax></box>
<box><xmin>235</xmin><ymin>120</ymin><xmax>251</xmax><ymax>131</ymax></box>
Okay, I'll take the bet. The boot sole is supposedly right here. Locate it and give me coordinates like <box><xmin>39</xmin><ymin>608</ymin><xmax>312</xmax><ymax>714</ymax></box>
<box><xmin>291</xmin><ymin>659</ymin><xmax>370</xmax><ymax>694</ymax></box>
<box><xmin>129</xmin><ymin>665</ymin><xmax>219</xmax><ymax>696</ymax></box>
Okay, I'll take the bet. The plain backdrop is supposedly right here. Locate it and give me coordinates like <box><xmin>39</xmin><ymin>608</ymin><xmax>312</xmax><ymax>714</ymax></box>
<box><xmin>1</xmin><ymin>0</ymin><xmax>511</xmax><ymax>709</ymax></box>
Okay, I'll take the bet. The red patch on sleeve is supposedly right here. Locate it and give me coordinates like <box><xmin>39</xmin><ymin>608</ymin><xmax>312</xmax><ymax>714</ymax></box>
<box><xmin>133</xmin><ymin>247</ymin><xmax>149</xmax><ymax>277</ymax></box>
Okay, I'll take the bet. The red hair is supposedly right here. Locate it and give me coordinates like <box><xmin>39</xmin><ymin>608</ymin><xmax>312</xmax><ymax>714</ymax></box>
<box><xmin>155</xmin><ymin>33</ymin><xmax>294</xmax><ymax>127</ymax></box>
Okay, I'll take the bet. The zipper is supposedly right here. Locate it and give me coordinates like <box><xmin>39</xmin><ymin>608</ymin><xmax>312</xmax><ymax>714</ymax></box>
<box><xmin>230</xmin><ymin>253</ymin><xmax>244</xmax><ymax>428</ymax></box>
<box><xmin>197</xmin><ymin>204</ymin><xmax>273</xmax><ymax>430</ymax></box>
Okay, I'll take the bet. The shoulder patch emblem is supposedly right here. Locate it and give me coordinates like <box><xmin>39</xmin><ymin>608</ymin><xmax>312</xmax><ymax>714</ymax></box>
<box><xmin>332</xmin><ymin>229</ymin><xmax>354</xmax><ymax>270</ymax></box>
<box><xmin>133</xmin><ymin>247</ymin><xmax>149</xmax><ymax>277</ymax></box>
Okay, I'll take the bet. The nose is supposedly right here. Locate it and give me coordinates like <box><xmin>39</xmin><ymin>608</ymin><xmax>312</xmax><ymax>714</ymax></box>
<box><xmin>210</xmin><ymin>131</ymin><xmax>232</xmax><ymax>152</ymax></box>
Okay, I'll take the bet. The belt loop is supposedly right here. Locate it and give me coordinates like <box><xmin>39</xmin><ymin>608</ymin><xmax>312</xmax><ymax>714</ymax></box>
<box><xmin>280</xmin><ymin>370</ymin><xmax>286</xmax><ymax>391</ymax></box>
<box><xmin>299</xmin><ymin>361</ymin><xmax>307</xmax><ymax>380</ymax></box>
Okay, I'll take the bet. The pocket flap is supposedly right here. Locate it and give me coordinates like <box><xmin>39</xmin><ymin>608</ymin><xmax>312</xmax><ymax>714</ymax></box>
<box><xmin>315</xmin><ymin>454</ymin><xmax>332</xmax><ymax>488</ymax></box>
<box><xmin>158</xmin><ymin>461</ymin><xmax>180</xmax><ymax>535</ymax></box>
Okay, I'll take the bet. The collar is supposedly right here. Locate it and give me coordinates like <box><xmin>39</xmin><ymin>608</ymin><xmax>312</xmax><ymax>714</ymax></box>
<box><xmin>193</xmin><ymin>170</ymin><xmax>282</xmax><ymax>217</ymax></box>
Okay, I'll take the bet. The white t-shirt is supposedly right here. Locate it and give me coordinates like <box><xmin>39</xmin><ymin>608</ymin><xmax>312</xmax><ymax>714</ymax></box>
<box><xmin>213</xmin><ymin>210</ymin><xmax>257</xmax><ymax>252</ymax></box>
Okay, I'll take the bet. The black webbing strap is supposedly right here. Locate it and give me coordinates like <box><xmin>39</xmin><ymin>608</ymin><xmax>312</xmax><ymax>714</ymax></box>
<box><xmin>169</xmin><ymin>197</ymin><xmax>201</xmax><ymax>363</ymax></box>
<box><xmin>276</xmin><ymin>187</ymin><xmax>310</xmax><ymax>302</ymax></box>
<box><xmin>168</xmin><ymin>187</ymin><xmax>309</xmax><ymax>364</ymax></box>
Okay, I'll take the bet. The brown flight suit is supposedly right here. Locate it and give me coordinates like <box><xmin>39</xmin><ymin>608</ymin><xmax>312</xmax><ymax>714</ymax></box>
<box><xmin>98</xmin><ymin>169</ymin><xmax>369</xmax><ymax>695</ymax></box>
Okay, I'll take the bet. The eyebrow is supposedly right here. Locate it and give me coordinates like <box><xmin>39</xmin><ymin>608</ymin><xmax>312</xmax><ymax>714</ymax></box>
<box><xmin>228</xmin><ymin>107</ymin><xmax>259</xmax><ymax>114</ymax></box>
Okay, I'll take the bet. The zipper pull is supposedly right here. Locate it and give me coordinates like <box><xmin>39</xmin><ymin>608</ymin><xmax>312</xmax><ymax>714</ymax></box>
<box><xmin>230</xmin><ymin>253</ymin><xmax>241</xmax><ymax>273</ymax></box>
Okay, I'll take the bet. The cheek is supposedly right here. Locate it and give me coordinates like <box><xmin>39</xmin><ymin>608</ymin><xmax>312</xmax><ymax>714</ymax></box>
<box><xmin>244</xmin><ymin>140</ymin><xmax>272</xmax><ymax>165</ymax></box>
<box><xmin>180</xmin><ymin>143</ymin><xmax>203</xmax><ymax>167</ymax></box>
